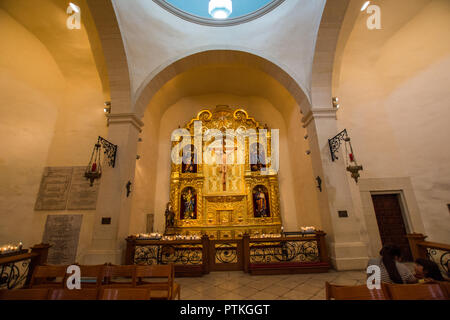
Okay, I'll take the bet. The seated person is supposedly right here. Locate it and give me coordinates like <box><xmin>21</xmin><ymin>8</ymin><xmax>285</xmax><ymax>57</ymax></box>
<box><xmin>414</xmin><ymin>258</ymin><xmax>446</xmax><ymax>282</ymax></box>
<box><xmin>368</xmin><ymin>245</ymin><xmax>417</xmax><ymax>284</ymax></box>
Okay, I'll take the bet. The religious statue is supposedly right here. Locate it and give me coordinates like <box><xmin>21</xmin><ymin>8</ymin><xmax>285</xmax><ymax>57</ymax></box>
<box><xmin>182</xmin><ymin>145</ymin><xmax>197</xmax><ymax>173</ymax></box>
<box><xmin>181</xmin><ymin>187</ymin><xmax>196</xmax><ymax>220</ymax></box>
<box><xmin>165</xmin><ymin>202</ymin><xmax>175</xmax><ymax>232</ymax></box>
<box><xmin>253</xmin><ymin>186</ymin><xmax>270</xmax><ymax>218</ymax></box>
<box><xmin>250</xmin><ymin>143</ymin><xmax>266</xmax><ymax>172</ymax></box>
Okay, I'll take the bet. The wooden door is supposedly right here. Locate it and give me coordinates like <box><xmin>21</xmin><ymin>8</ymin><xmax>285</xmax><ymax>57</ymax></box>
<box><xmin>371</xmin><ymin>194</ymin><xmax>413</xmax><ymax>261</ymax></box>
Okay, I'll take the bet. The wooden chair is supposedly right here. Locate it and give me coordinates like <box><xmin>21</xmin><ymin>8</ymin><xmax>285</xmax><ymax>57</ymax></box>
<box><xmin>102</xmin><ymin>265</ymin><xmax>137</xmax><ymax>288</ymax></box>
<box><xmin>29</xmin><ymin>265</ymin><xmax>67</xmax><ymax>288</ymax></box>
<box><xmin>99</xmin><ymin>288</ymin><xmax>151</xmax><ymax>300</ymax></box>
<box><xmin>75</xmin><ymin>264</ymin><xmax>106</xmax><ymax>288</ymax></box>
<box><xmin>438</xmin><ymin>281</ymin><xmax>450</xmax><ymax>298</ymax></box>
<box><xmin>325</xmin><ymin>282</ymin><xmax>388</xmax><ymax>300</ymax></box>
<box><xmin>48</xmin><ymin>288</ymin><xmax>99</xmax><ymax>300</ymax></box>
<box><xmin>384</xmin><ymin>282</ymin><xmax>448</xmax><ymax>300</ymax></box>
<box><xmin>0</xmin><ymin>289</ymin><xmax>49</xmax><ymax>300</ymax></box>
<box><xmin>135</xmin><ymin>264</ymin><xmax>180</xmax><ymax>300</ymax></box>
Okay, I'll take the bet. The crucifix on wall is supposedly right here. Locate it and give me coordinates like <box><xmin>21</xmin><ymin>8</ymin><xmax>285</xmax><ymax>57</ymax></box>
<box><xmin>213</xmin><ymin>134</ymin><xmax>237</xmax><ymax>192</ymax></box>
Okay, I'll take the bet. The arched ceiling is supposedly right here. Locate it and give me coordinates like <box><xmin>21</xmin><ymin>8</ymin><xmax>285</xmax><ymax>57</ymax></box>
<box><xmin>134</xmin><ymin>50</ymin><xmax>308</xmax><ymax>119</ymax></box>
<box><xmin>111</xmin><ymin>0</ymin><xmax>327</xmax><ymax>103</ymax></box>
<box><xmin>0</xmin><ymin>0</ymin><xmax>109</xmax><ymax>98</ymax></box>
<box><xmin>87</xmin><ymin>0</ymin><xmax>351</xmax><ymax>119</ymax></box>
<box><xmin>146</xmin><ymin>63</ymin><xmax>300</xmax><ymax>125</ymax></box>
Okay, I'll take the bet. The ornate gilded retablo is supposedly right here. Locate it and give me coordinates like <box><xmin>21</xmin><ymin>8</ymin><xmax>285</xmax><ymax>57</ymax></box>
<box><xmin>169</xmin><ymin>106</ymin><xmax>282</xmax><ymax>239</ymax></box>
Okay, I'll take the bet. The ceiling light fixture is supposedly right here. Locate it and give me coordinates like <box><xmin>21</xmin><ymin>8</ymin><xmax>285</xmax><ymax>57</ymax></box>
<box><xmin>209</xmin><ymin>0</ymin><xmax>232</xmax><ymax>20</ymax></box>
<box><xmin>361</xmin><ymin>1</ymin><xmax>371</xmax><ymax>11</ymax></box>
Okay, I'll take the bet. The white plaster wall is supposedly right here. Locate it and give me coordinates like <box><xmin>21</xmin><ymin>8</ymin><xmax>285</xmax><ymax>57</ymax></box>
<box><xmin>0</xmin><ymin>9</ymin><xmax>107</xmax><ymax>261</ymax></box>
<box><xmin>336</xmin><ymin>0</ymin><xmax>450</xmax><ymax>243</ymax></box>
<box><xmin>111</xmin><ymin>0</ymin><xmax>326</xmax><ymax>102</ymax></box>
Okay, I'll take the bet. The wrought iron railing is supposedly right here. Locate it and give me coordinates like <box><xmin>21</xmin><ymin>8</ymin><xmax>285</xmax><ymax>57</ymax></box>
<box><xmin>407</xmin><ymin>233</ymin><xmax>450</xmax><ymax>279</ymax></box>
<box><xmin>126</xmin><ymin>232</ymin><xmax>330</xmax><ymax>275</ymax></box>
<box><xmin>0</xmin><ymin>259</ymin><xmax>31</xmax><ymax>290</ymax></box>
<box><xmin>242</xmin><ymin>231</ymin><xmax>330</xmax><ymax>274</ymax></box>
<box><xmin>0</xmin><ymin>244</ymin><xmax>51</xmax><ymax>290</ymax></box>
<box><xmin>134</xmin><ymin>244</ymin><xmax>203</xmax><ymax>266</ymax></box>
<box><xmin>214</xmin><ymin>243</ymin><xmax>238</xmax><ymax>264</ymax></box>
<box><xmin>249</xmin><ymin>240</ymin><xmax>320</xmax><ymax>264</ymax></box>
<box><xmin>126</xmin><ymin>236</ymin><xmax>210</xmax><ymax>275</ymax></box>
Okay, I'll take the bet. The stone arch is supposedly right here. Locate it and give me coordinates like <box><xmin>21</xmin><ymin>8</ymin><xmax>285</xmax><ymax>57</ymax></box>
<box><xmin>87</xmin><ymin>0</ymin><xmax>132</xmax><ymax>114</ymax></box>
<box><xmin>310</xmin><ymin>0</ymin><xmax>350</xmax><ymax>108</ymax></box>
<box><xmin>133</xmin><ymin>48</ymin><xmax>311</xmax><ymax>118</ymax></box>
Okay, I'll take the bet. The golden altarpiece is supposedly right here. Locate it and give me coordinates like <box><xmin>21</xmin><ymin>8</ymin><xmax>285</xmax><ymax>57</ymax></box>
<box><xmin>168</xmin><ymin>106</ymin><xmax>282</xmax><ymax>239</ymax></box>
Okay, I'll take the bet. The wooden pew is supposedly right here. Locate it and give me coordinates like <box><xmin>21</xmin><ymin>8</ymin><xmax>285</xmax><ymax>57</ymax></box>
<box><xmin>135</xmin><ymin>264</ymin><xmax>180</xmax><ymax>300</ymax></box>
<box><xmin>99</xmin><ymin>288</ymin><xmax>151</xmax><ymax>300</ymax></box>
<box><xmin>326</xmin><ymin>282</ymin><xmax>388</xmax><ymax>300</ymax></box>
<box><xmin>0</xmin><ymin>288</ymin><xmax>49</xmax><ymax>300</ymax></box>
<box><xmin>383</xmin><ymin>282</ymin><xmax>448</xmax><ymax>300</ymax></box>
<box><xmin>102</xmin><ymin>265</ymin><xmax>137</xmax><ymax>288</ymax></box>
<box><xmin>29</xmin><ymin>265</ymin><xmax>67</xmax><ymax>288</ymax></box>
<box><xmin>48</xmin><ymin>288</ymin><xmax>99</xmax><ymax>300</ymax></box>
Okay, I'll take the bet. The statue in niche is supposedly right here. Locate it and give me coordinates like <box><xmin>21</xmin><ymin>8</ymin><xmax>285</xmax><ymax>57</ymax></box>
<box><xmin>253</xmin><ymin>185</ymin><xmax>270</xmax><ymax>218</ymax></box>
<box><xmin>165</xmin><ymin>202</ymin><xmax>175</xmax><ymax>232</ymax></box>
<box><xmin>181</xmin><ymin>187</ymin><xmax>197</xmax><ymax>220</ymax></box>
<box><xmin>182</xmin><ymin>144</ymin><xmax>197</xmax><ymax>173</ymax></box>
<box><xmin>250</xmin><ymin>143</ymin><xmax>267</xmax><ymax>172</ymax></box>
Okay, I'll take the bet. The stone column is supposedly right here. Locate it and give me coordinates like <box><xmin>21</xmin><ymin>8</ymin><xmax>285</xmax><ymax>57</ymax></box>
<box><xmin>84</xmin><ymin>113</ymin><xmax>143</xmax><ymax>265</ymax></box>
<box><xmin>303</xmin><ymin>108</ymin><xmax>368</xmax><ymax>270</ymax></box>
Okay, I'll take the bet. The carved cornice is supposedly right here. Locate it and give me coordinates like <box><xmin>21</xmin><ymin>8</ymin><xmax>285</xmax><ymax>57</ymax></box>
<box><xmin>107</xmin><ymin>113</ymin><xmax>145</xmax><ymax>132</ymax></box>
<box><xmin>302</xmin><ymin>108</ymin><xmax>337</xmax><ymax>127</ymax></box>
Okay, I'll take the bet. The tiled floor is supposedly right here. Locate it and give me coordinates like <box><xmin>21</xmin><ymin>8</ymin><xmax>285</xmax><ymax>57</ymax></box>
<box><xmin>175</xmin><ymin>270</ymin><xmax>367</xmax><ymax>300</ymax></box>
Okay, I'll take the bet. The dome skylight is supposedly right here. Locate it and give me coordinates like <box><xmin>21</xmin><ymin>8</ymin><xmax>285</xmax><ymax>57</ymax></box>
<box><xmin>156</xmin><ymin>0</ymin><xmax>284</xmax><ymax>26</ymax></box>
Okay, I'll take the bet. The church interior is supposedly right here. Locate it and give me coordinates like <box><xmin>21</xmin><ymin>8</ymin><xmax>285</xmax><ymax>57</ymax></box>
<box><xmin>0</xmin><ymin>0</ymin><xmax>449</xmax><ymax>302</ymax></box>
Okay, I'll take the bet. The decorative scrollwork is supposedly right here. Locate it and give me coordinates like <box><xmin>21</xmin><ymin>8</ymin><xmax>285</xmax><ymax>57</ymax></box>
<box><xmin>427</xmin><ymin>248</ymin><xmax>450</xmax><ymax>278</ymax></box>
<box><xmin>134</xmin><ymin>246</ymin><xmax>159</xmax><ymax>265</ymax></box>
<box><xmin>215</xmin><ymin>243</ymin><xmax>238</xmax><ymax>264</ymax></box>
<box><xmin>0</xmin><ymin>259</ymin><xmax>31</xmax><ymax>290</ymax></box>
<box><xmin>98</xmin><ymin>136</ymin><xmax>117</xmax><ymax>168</ymax></box>
<box><xmin>134</xmin><ymin>244</ymin><xmax>203</xmax><ymax>266</ymax></box>
<box><xmin>328</xmin><ymin>129</ymin><xmax>348</xmax><ymax>162</ymax></box>
<box><xmin>249</xmin><ymin>240</ymin><xmax>319</xmax><ymax>264</ymax></box>
<box><xmin>160</xmin><ymin>245</ymin><xmax>202</xmax><ymax>265</ymax></box>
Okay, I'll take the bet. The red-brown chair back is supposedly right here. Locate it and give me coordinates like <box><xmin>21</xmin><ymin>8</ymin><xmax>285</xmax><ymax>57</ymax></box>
<box><xmin>99</xmin><ymin>288</ymin><xmax>151</xmax><ymax>300</ymax></box>
<box><xmin>385</xmin><ymin>283</ymin><xmax>448</xmax><ymax>300</ymax></box>
<box><xmin>48</xmin><ymin>288</ymin><xmax>99</xmax><ymax>300</ymax></box>
<box><xmin>326</xmin><ymin>282</ymin><xmax>387</xmax><ymax>300</ymax></box>
<box><xmin>0</xmin><ymin>289</ymin><xmax>49</xmax><ymax>300</ymax></box>
<box><xmin>30</xmin><ymin>265</ymin><xmax>67</xmax><ymax>288</ymax></box>
<box><xmin>102</xmin><ymin>265</ymin><xmax>137</xmax><ymax>286</ymax></box>
<box><xmin>77</xmin><ymin>264</ymin><xmax>106</xmax><ymax>288</ymax></box>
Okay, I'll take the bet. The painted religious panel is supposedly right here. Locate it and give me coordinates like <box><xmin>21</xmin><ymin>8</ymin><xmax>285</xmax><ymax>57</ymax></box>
<box><xmin>253</xmin><ymin>185</ymin><xmax>270</xmax><ymax>218</ymax></box>
<box><xmin>182</xmin><ymin>144</ymin><xmax>197</xmax><ymax>173</ymax></box>
<box><xmin>180</xmin><ymin>187</ymin><xmax>197</xmax><ymax>220</ymax></box>
<box><xmin>250</xmin><ymin>143</ymin><xmax>267</xmax><ymax>172</ymax></box>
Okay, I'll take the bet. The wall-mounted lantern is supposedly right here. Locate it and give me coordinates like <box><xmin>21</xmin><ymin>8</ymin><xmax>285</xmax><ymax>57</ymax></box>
<box><xmin>84</xmin><ymin>136</ymin><xmax>117</xmax><ymax>187</ymax></box>
<box><xmin>328</xmin><ymin>129</ymin><xmax>363</xmax><ymax>183</ymax></box>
